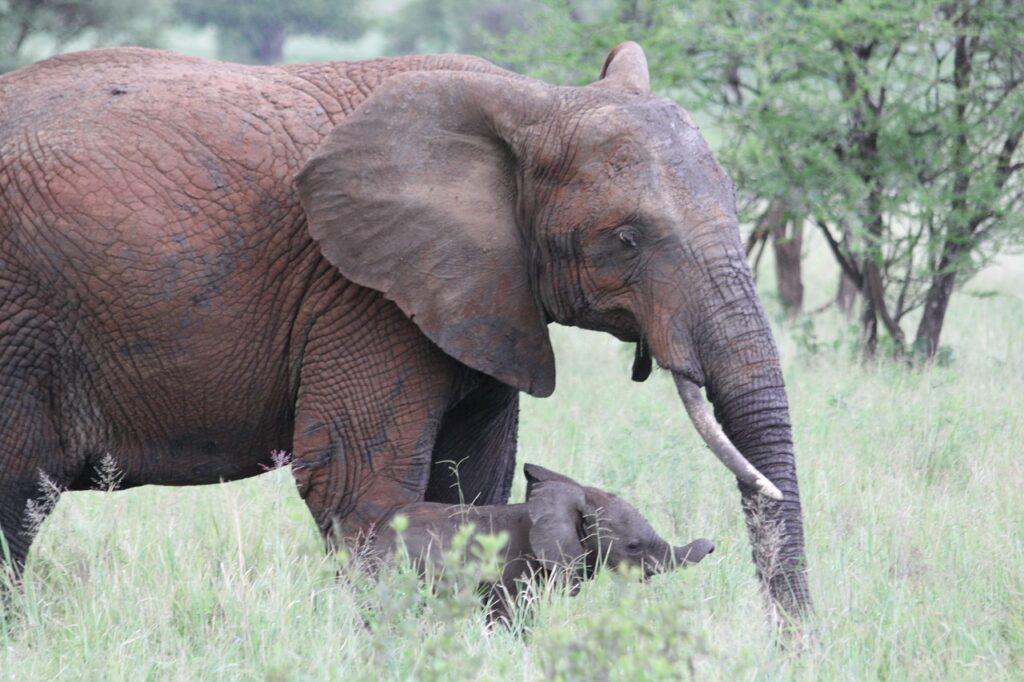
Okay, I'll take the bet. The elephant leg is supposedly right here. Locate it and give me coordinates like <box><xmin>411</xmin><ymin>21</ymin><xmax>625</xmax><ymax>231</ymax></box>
<box><xmin>425</xmin><ymin>374</ymin><xmax>519</xmax><ymax>506</ymax></box>
<box><xmin>0</xmin><ymin>466</ymin><xmax>64</xmax><ymax>577</ymax></box>
<box><xmin>0</xmin><ymin>336</ymin><xmax>68</xmax><ymax>575</ymax></box>
<box><xmin>290</xmin><ymin>295</ymin><xmax>457</xmax><ymax>547</ymax></box>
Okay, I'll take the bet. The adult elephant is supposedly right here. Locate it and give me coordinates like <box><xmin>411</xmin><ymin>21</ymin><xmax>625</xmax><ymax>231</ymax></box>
<box><xmin>0</xmin><ymin>42</ymin><xmax>809</xmax><ymax>619</ymax></box>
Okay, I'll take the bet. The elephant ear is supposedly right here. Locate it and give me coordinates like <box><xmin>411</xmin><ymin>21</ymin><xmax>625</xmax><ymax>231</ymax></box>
<box><xmin>296</xmin><ymin>71</ymin><xmax>556</xmax><ymax>397</ymax></box>
<box><xmin>593</xmin><ymin>41</ymin><xmax>650</xmax><ymax>95</ymax></box>
<box><xmin>527</xmin><ymin>480</ymin><xmax>587</xmax><ymax>570</ymax></box>
<box><xmin>524</xmin><ymin>463</ymin><xmax>581</xmax><ymax>501</ymax></box>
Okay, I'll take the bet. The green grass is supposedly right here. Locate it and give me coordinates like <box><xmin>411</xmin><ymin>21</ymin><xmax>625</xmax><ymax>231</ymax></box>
<box><xmin>1</xmin><ymin>244</ymin><xmax>1022</xmax><ymax>679</ymax></box>
<box><xmin>9</xmin><ymin>26</ymin><xmax>1023</xmax><ymax>679</ymax></box>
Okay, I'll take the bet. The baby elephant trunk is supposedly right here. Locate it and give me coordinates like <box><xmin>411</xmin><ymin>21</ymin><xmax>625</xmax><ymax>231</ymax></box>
<box><xmin>648</xmin><ymin>538</ymin><xmax>715</xmax><ymax>578</ymax></box>
<box><xmin>675</xmin><ymin>538</ymin><xmax>715</xmax><ymax>566</ymax></box>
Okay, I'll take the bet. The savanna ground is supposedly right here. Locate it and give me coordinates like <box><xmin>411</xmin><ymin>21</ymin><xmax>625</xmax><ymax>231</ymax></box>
<box><xmin>0</xmin><ymin>220</ymin><xmax>1020</xmax><ymax>680</ymax></box>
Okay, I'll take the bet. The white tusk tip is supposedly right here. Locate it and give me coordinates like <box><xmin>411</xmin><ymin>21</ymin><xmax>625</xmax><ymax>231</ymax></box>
<box><xmin>757</xmin><ymin>479</ymin><xmax>784</xmax><ymax>501</ymax></box>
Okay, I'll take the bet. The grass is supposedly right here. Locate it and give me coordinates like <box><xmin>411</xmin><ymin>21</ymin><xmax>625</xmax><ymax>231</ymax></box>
<box><xmin>1</xmin><ymin>245</ymin><xmax>1020</xmax><ymax>679</ymax></box>
<box><xmin>7</xmin><ymin>26</ymin><xmax>1022</xmax><ymax>680</ymax></box>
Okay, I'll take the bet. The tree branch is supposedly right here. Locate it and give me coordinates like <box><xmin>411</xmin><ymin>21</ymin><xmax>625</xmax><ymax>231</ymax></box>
<box><xmin>816</xmin><ymin>219</ymin><xmax>863</xmax><ymax>289</ymax></box>
<box><xmin>864</xmin><ymin>259</ymin><xmax>906</xmax><ymax>353</ymax></box>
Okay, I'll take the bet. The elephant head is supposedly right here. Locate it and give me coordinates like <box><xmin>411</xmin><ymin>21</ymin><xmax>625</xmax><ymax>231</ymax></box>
<box><xmin>297</xmin><ymin>42</ymin><xmax>810</xmax><ymax>620</ymax></box>
<box><xmin>524</xmin><ymin>464</ymin><xmax>714</xmax><ymax>579</ymax></box>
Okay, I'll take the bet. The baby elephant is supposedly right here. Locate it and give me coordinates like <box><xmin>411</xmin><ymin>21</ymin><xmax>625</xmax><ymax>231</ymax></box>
<box><xmin>369</xmin><ymin>463</ymin><xmax>715</xmax><ymax>623</ymax></box>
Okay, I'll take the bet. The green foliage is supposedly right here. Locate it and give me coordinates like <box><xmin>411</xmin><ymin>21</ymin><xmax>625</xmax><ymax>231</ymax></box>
<box><xmin>487</xmin><ymin>0</ymin><xmax>631</xmax><ymax>85</ymax></box>
<box><xmin>534</xmin><ymin>567</ymin><xmax>708</xmax><ymax>681</ymax></box>
<box><xmin>174</xmin><ymin>0</ymin><xmax>365</xmax><ymax>63</ymax></box>
<box><xmin>495</xmin><ymin>0</ymin><xmax>1024</xmax><ymax>359</ymax></box>
<box><xmin>793</xmin><ymin>316</ymin><xmax>859</xmax><ymax>360</ymax></box>
<box><xmin>0</xmin><ymin>0</ymin><xmax>172</xmax><ymax>72</ymax></box>
<box><xmin>357</xmin><ymin>519</ymin><xmax>511</xmax><ymax>680</ymax></box>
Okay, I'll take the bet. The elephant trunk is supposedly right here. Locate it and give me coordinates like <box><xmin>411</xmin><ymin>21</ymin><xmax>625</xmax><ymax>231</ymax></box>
<box><xmin>675</xmin><ymin>376</ymin><xmax>782</xmax><ymax>500</ymax></box>
<box><xmin>673</xmin><ymin>252</ymin><xmax>811</xmax><ymax>621</ymax></box>
<box><xmin>673</xmin><ymin>538</ymin><xmax>715</xmax><ymax>567</ymax></box>
<box><xmin>648</xmin><ymin>537</ymin><xmax>714</xmax><ymax>578</ymax></box>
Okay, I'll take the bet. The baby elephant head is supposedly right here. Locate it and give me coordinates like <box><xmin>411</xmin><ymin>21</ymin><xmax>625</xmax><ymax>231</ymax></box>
<box><xmin>524</xmin><ymin>464</ymin><xmax>714</xmax><ymax>579</ymax></box>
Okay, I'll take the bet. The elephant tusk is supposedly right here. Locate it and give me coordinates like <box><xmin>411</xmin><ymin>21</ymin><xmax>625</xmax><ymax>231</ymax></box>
<box><xmin>674</xmin><ymin>376</ymin><xmax>783</xmax><ymax>501</ymax></box>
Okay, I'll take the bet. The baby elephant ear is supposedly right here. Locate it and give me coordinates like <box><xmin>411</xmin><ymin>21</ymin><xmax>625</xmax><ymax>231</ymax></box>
<box><xmin>523</xmin><ymin>463</ymin><xmax>581</xmax><ymax>501</ymax></box>
<box><xmin>528</xmin><ymin>481</ymin><xmax>587</xmax><ymax>570</ymax></box>
<box><xmin>296</xmin><ymin>71</ymin><xmax>556</xmax><ymax>397</ymax></box>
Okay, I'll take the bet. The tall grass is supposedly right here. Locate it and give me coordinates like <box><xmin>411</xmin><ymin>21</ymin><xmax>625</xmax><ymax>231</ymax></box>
<box><xmin>2</xmin><ymin>249</ymin><xmax>1021</xmax><ymax>679</ymax></box>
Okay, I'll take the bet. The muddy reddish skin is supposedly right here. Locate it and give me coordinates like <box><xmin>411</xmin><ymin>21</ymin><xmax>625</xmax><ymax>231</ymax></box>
<box><xmin>0</xmin><ymin>45</ymin><xmax>809</xmax><ymax>618</ymax></box>
<box><xmin>0</xmin><ymin>49</ymin><xmax>517</xmax><ymax>538</ymax></box>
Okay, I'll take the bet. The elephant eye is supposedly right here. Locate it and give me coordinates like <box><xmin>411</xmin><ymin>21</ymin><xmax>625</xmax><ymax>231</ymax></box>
<box><xmin>617</xmin><ymin>226</ymin><xmax>639</xmax><ymax>249</ymax></box>
<box><xmin>626</xmin><ymin>540</ymin><xmax>642</xmax><ymax>553</ymax></box>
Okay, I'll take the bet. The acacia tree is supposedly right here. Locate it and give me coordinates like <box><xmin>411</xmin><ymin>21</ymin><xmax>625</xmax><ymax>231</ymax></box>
<box><xmin>908</xmin><ymin>2</ymin><xmax>1024</xmax><ymax>357</ymax></box>
<box><xmin>175</xmin><ymin>0</ymin><xmax>364</xmax><ymax>64</ymax></box>
<box><xmin>495</xmin><ymin>0</ymin><xmax>1024</xmax><ymax>360</ymax></box>
<box><xmin>793</xmin><ymin>0</ymin><xmax>1024</xmax><ymax>358</ymax></box>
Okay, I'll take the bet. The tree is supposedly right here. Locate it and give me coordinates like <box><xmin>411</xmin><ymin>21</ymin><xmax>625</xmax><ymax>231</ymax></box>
<box><xmin>1</xmin><ymin>0</ymin><xmax>169</xmax><ymax>73</ymax></box>
<box><xmin>791</xmin><ymin>0</ymin><xmax>1024</xmax><ymax>358</ymax></box>
<box><xmin>908</xmin><ymin>2</ymin><xmax>1024</xmax><ymax>358</ymax></box>
<box><xmin>175</xmin><ymin>0</ymin><xmax>365</xmax><ymax>64</ymax></box>
<box><xmin>495</xmin><ymin>0</ymin><xmax>1024</xmax><ymax>361</ymax></box>
<box><xmin>746</xmin><ymin>198</ymin><xmax>804</xmax><ymax>319</ymax></box>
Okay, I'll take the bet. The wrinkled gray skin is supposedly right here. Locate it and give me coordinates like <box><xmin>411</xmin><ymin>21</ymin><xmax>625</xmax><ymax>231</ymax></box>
<box><xmin>370</xmin><ymin>464</ymin><xmax>715</xmax><ymax>624</ymax></box>
<box><xmin>0</xmin><ymin>41</ymin><xmax>808</xmax><ymax>621</ymax></box>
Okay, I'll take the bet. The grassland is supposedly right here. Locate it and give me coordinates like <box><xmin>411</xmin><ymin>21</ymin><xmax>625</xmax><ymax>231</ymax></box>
<box><xmin>0</xmin><ymin>238</ymin><xmax>1019</xmax><ymax>680</ymax></box>
<box><xmin>5</xmin><ymin>20</ymin><xmax>1023</xmax><ymax>679</ymax></box>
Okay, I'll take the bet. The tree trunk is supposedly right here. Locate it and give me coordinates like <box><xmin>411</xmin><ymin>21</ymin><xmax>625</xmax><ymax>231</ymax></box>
<box><xmin>912</xmin><ymin>26</ymin><xmax>971</xmax><ymax>363</ymax></box>
<box><xmin>860</xmin><ymin>257</ymin><xmax>906</xmax><ymax>359</ymax></box>
<box><xmin>835</xmin><ymin>231</ymin><xmax>858</xmax><ymax>319</ymax></box>
<box><xmin>836</xmin><ymin>272</ymin><xmax>857</xmax><ymax>319</ymax></box>
<box><xmin>914</xmin><ymin>271</ymin><xmax>955</xmax><ymax>361</ymax></box>
<box><xmin>772</xmin><ymin>218</ymin><xmax>803</xmax><ymax>319</ymax></box>
<box><xmin>255</xmin><ymin>23</ymin><xmax>286</xmax><ymax>65</ymax></box>
<box><xmin>747</xmin><ymin>198</ymin><xmax>803</xmax><ymax>318</ymax></box>
<box><xmin>859</xmin><ymin>279</ymin><xmax>878</xmax><ymax>357</ymax></box>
